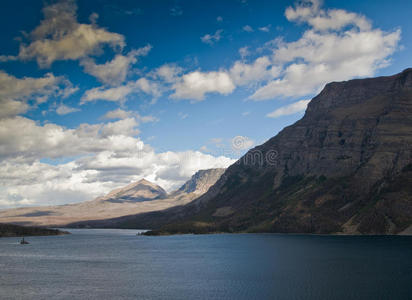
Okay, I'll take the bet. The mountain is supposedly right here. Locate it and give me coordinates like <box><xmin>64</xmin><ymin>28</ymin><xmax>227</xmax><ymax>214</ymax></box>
<box><xmin>0</xmin><ymin>169</ymin><xmax>225</xmax><ymax>227</ymax></box>
<box><xmin>95</xmin><ymin>179</ymin><xmax>167</xmax><ymax>203</ymax></box>
<box><xmin>106</xmin><ymin>69</ymin><xmax>412</xmax><ymax>235</ymax></box>
<box><xmin>172</xmin><ymin>168</ymin><xmax>228</xmax><ymax>196</ymax></box>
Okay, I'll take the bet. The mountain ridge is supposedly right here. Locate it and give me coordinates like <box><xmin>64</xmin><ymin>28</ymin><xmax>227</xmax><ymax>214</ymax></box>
<box><xmin>0</xmin><ymin>168</ymin><xmax>225</xmax><ymax>227</ymax></box>
<box><xmin>98</xmin><ymin>68</ymin><xmax>412</xmax><ymax>235</ymax></box>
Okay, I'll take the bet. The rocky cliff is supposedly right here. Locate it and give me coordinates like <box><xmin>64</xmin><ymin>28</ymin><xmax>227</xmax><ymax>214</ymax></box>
<box><xmin>115</xmin><ymin>69</ymin><xmax>412</xmax><ymax>235</ymax></box>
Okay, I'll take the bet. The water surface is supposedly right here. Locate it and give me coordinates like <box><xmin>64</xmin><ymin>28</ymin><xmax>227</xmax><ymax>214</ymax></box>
<box><xmin>1</xmin><ymin>229</ymin><xmax>412</xmax><ymax>299</ymax></box>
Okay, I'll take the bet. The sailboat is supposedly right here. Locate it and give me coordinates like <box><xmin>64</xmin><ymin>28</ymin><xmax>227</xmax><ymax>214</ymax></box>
<box><xmin>20</xmin><ymin>237</ymin><xmax>29</xmax><ymax>245</ymax></box>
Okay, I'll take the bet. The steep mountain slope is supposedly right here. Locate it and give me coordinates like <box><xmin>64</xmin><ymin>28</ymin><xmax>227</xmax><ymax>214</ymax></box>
<box><xmin>109</xmin><ymin>69</ymin><xmax>412</xmax><ymax>235</ymax></box>
<box><xmin>0</xmin><ymin>169</ymin><xmax>225</xmax><ymax>227</ymax></box>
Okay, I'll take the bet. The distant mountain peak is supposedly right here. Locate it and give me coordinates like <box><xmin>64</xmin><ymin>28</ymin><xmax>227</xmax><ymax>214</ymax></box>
<box><xmin>0</xmin><ymin>168</ymin><xmax>227</xmax><ymax>227</ymax></box>
<box><xmin>102</xmin><ymin>178</ymin><xmax>167</xmax><ymax>203</ymax></box>
<box><xmin>176</xmin><ymin>168</ymin><xmax>226</xmax><ymax>195</ymax></box>
<box><xmin>136</xmin><ymin>178</ymin><xmax>153</xmax><ymax>185</ymax></box>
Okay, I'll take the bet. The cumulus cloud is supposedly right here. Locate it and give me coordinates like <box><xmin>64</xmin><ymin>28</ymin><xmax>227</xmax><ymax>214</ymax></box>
<box><xmin>101</xmin><ymin>108</ymin><xmax>132</xmax><ymax>120</ymax></box>
<box><xmin>266</xmin><ymin>99</ymin><xmax>311</xmax><ymax>118</ymax></box>
<box><xmin>0</xmin><ymin>70</ymin><xmax>77</xmax><ymax>118</ymax></box>
<box><xmin>0</xmin><ymin>116</ymin><xmax>234</xmax><ymax>208</ymax></box>
<box><xmin>101</xmin><ymin>108</ymin><xmax>158</xmax><ymax>123</ymax></box>
<box><xmin>201</xmin><ymin>29</ymin><xmax>223</xmax><ymax>45</ymax></box>
<box><xmin>56</xmin><ymin>103</ymin><xmax>80</xmax><ymax>115</ymax></box>
<box><xmin>285</xmin><ymin>0</ymin><xmax>371</xmax><ymax>32</ymax></box>
<box><xmin>249</xmin><ymin>0</ymin><xmax>400</xmax><ymax>100</ymax></box>
<box><xmin>80</xmin><ymin>45</ymin><xmax>152</xmax><ymax>85</ymax></box>
<box><xmin>154</xmin><ymin>64</ymin><xmax>183</xmax><ymax>83</ymax></box>
<box><xmin>171</xmin><ymin>71</ymin><xmax>235</xmax><ymax>101</ymax></box>
<box><xmin>164</xmin><ymin>57</ymin><xmax>277</xmax><ymax>100</ymax></box>
<box><xmin>167</xmin><ymin>0</ymin><xmax>400</xmax><ymax>102</ymax></box>
<box><xmin>81</xmin><ymin>78</ymin><xmax>161</xmax><ymax>103</ymax></box>
<box><xmin>0</xmin><ymin>116</ymin><xmax>141</xmax><ymax>162</ymax></box>
<box><xmin>229</xmin><ymin>56</ymin><xmax>280</xmax><ymax>86</ymax></box>
<box><xmin>10</xmin><ymin>0</ymin><xmax>124</xmax><ymax>67</ymax></box>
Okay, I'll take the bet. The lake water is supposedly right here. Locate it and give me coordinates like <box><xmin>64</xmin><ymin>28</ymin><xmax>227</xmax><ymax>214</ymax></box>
<box><xmin>1</xmin><ymin>229</ymin><xmax>412</xmax><ymax>300</ymax></box>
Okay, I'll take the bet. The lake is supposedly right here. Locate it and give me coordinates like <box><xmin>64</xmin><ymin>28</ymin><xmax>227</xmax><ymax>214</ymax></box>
<box><xmin>1</xmin><ymin>229</ymin><xmax>412</xmax><ymax>299</ymax></box>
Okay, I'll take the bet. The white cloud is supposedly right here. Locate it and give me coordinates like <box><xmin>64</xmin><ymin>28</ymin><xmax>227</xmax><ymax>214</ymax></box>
<box><xmin>81</xmin><ymin>78</ymin><xmax>161</xmax><ymax>103</ymax></box>
<box><xmin>201</xmin><ymin>29</ymin><xmax>223</xmax><ymax>45</ymax></box>
<box><xmin>154</xmin><ymin>64</ymin><xmax>183</xmax><ymax>83</ymax></box>
<box><xmin>164</xmin><ymin>1</ymin><xmax>399</xmax><ymax>103</ymax></box>
<box><xmin>249</xmin><ymin>0</ymin><xmax>400</xmax><ymax>100</ymax></box>
<box><xmin>243</xmin><ymin>25</ymin><xmax>254</xmax><ymax>32</ymax></box>
<box><xmin>12</xmin><ymin>0</ymin><xmax>124</xmax><ymax>67</ymax></box>
<box><xmin>80</xmin><ymin>45</ymin><xmax>152</xmax><ymax>85</ymax></box>
<box><xmin>239</xmin><ymin>46</ymin><xmax>250</xmax><ymax>59</ymax></box>
<box><xmin>229</xmin><ymin>56</ymin><xmax>280</xmax><ymax>86</ymax></box>
<box><xmin>0</xmin><ymin>116</ymin><xmax>234</xmax><ymax>208</ymax></box>
<box><xmin>266</xmin><ymin>99</ymin><xmax>311</xmax><ymax>118</ymax></box>
<box><xmin>56</xmin><ymin>103</ymin><xmax>80</xmax><ymax>115</ymax></box>
<box><xmin>285</xmin><ymin>0</ymin><xmax>371</xmax><ymax>32</ymax></box>
<box><xmin>101</xmin><ymin>108</ymin><xmax>131</xmax><ymax>120</ymax></box>
<box><xmin>217</xmin><ymin>16</ymin><xmax>223</xmax><ymax>22</ymax></box>
<box><xmin>171</xmin><ymin>71</ymin><xmax>235</xmax><ymax>101</ymax></box>
<box><xmin>0</xmin><ymin>70</ymin><xmax>77</xmax><ymax>118</ymax></box>
<box><xmin>0</xmin><ymin>116</ymin><xmax>141</xmax><ymax>162</ymax></box>
<box><xmin>101</xmin><ymin>108</ymin><xmax>158</xmax><ymax>123</ymax></box>
<box><xmin>259</xmin><ymin>25</ymin><xmax>271</xmax><ymax>32</ymax></box>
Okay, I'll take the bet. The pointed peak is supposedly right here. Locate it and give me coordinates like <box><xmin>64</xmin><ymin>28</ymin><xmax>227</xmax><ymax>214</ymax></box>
<box><xmin>137</xmin><ymin>178</ymin><xmax>152</xmax><ymax>185</ymax></box>
<box><xmin>123</xmin><ymin>178</ymin><xmax>163</xmax><ymax>190</ymax></box>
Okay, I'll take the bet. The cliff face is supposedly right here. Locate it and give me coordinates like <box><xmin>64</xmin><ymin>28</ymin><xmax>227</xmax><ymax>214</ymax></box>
<box><xmin>124</xmin><ymin>69</ymin><xmax>412</xmax><ymax>235</ymax></box>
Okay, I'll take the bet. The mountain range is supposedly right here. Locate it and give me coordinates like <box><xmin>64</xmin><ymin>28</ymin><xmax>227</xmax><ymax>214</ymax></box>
<box><xmin>2</xmin><ymin>69</ymin><xmax>412</xmax><ymax>235</ymax></box>
<box><xmin>77</xmin><ymin>68</ymin><xmax>412</xmax><ymax>235</ymax></box>
<box><xmin>0</xmin><ymin>168</ymin><xmax>225</xmax><ymax>227</ymax></box>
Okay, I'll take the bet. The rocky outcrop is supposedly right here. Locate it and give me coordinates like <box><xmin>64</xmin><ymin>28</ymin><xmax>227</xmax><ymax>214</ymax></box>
<box><xmin>117</xmin><ymin>69</ymin><xmax>412</xmax><ymax>235</ymax></box>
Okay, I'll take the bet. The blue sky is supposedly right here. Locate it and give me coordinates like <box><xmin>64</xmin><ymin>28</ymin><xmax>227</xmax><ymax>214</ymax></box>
<box><xmin>0</xmin><ymin>0</ymin><xmax>410</xmax><ymax>208</ymax></box>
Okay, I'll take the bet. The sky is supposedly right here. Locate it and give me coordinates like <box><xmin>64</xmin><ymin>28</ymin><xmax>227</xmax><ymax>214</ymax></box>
<box><xmin>0</xmin><ymin>0</ymin><xmax>410</xmax><ymax>208</ymax></box>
